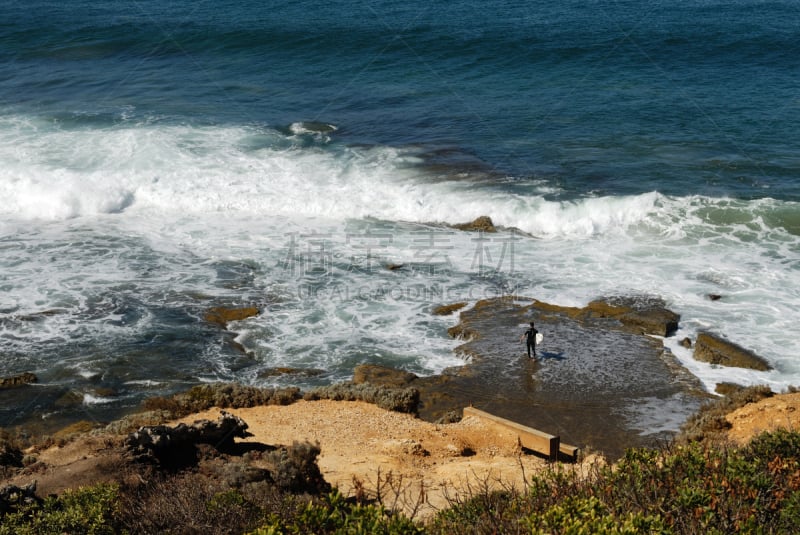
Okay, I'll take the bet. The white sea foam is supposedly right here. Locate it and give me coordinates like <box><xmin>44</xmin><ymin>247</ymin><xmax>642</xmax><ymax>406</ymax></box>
<box><xmin>83</xmin><ymin>393</ymin><xmax>115</xmax><ymax>405</ymax></box>
<box><xmin>73</xmin><ymin>366</ymin><xmax>101</xmax><ymax>380</ymax></box>
<box><xmin>1</xmin><ymin>117</ymin><xmax>799</xmax><ymax>397</ymax></box>
<box><xmin>123</xmin><ymin>380</ymin><xmax>162</xmax><ymax>387</ymax></box>
<box><xmin>0</xmin><ymin>117</ymin><xmax>665</xmax><ymax>238</ymax></box>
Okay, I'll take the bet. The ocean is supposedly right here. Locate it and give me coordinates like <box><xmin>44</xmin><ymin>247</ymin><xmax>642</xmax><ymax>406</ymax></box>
<box><xmin>1</xmin><ymin>0</ymin><xmax>798</xmax><ymax>431</ymax></box>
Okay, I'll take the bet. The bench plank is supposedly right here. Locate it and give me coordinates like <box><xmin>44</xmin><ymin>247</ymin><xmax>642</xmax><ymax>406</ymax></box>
<box><xmin>463</xmin><ymin>406</ymin><xmax>561</xmax><ymax>460</ymax></box>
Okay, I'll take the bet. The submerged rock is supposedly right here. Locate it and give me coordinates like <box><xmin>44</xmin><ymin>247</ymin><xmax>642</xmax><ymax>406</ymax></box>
<box><xmin>14</xmin><ymin>309</ymin><xmax>66</xmax><ymax>322</ymax></box>
<box><xmin>288</xmin><ymin>121</ymin><xmax>337</xmax><ymax>135</ymax></box>
<box><xmin>0</xmin><ymin>372</ymin><xmax>37</xmax><ymax>388</ymax></box>
<box><xmin>258</xmin><ymin>367</ymin><xmax>325</xmax><ymax>379</ymax></box>
<box><xmin>693</xmin><ymin>332</ymin><xmax>772</xmax><ymax>371</ymax></box>
<box><xmin>204</xmin><ymin>306</ymin><xmax>259</xmax><ymax>328</ymax></box>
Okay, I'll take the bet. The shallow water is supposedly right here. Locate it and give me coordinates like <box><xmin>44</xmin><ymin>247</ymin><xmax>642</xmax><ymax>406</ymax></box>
<box><xmin>419</xmin><ymin>298</ymin><xmax>703</xmax><ymax>458</ymax></box>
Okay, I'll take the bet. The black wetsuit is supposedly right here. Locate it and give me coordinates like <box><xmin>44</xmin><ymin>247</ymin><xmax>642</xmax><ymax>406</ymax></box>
<box><xmin>524</xmin><ymin>328</ymin><xmax>538</xmax><ymax>358</ymax></box>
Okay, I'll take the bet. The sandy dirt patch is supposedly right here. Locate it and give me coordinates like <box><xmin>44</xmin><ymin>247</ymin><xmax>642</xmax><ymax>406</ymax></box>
<box><xmin>726</xmin><ymin>392</ymin><xmax>800</xmax><ymax>445</ymax></box>
<box><xmin>174</xmin><ymin>400</ymin><xmax>555</xmax><ymax>517</ymax></box>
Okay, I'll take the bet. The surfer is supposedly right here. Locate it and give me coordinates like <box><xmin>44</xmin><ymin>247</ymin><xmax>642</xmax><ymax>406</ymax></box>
<box><xmin>520</xmin><ymin>321</ymin><xmax>539</xmax><ymax>359</ymax></box>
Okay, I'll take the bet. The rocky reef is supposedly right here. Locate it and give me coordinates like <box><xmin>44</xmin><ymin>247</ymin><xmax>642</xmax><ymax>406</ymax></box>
<box><xmin>415</xmin><ymin>296</ymin><xmax>709</xmax><ymax>459</ymax></box>
<box><xmin>692</xmin><ymin>332</ymin><xmax>772</xmax><ymax>371</ymax></box>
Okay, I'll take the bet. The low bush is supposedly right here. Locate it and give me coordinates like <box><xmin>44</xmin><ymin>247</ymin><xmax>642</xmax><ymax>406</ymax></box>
<box><xmin>139</xmin><ymin>381</ymin><xmax>418</xmax><ymax>426</ymax></box>
<box><xmin>248</xmin><ymin>490</ymin><xmax>424</xmax><ymax>535</ymax></box>
<box><xmin>266</xmin><ymin>442</ymin><xmax>330</xmax><ymax>494</ymax></box>
<box><xmin>430</xmin><ymin>429</ymin><xmax>800</xmax><ymax>534</ymax></box>
<box><xmin>305</xmin><ymin>383</ymin><xmax>420</xmax><ymax>413</ymax></box>
<box><xmin>140</xmin><ymin>384</ymin><xmax>303</xmax><ymax>420</ymax></box>
<box><xmin>0</xmin><ymin>483</ymin><xmax>121</xmax><ymax>535</ymax></box>
<box><xmin>115</xmin><ymin>470</ymin><xmax>293</xmax><ymax>534</ymax></box>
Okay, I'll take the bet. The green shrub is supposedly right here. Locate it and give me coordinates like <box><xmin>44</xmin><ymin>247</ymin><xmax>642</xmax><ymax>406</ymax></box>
<box><xmin>743</xmin><ymin>427</ymin><xmax>800</xmax><ymax>463</ymax></box>
<box><xmin>0</xmin><ymin>483</ymin><xmax>120</xmax><ymax>535</ymax></box>
<box><xmin>525</xmin><ymin>496</ymin><xmax>670</xmax><ymax>534</ymax></box>
<box><xmin>114</xmin><ymin>470</ymin><xmax>298</xmax><ymax>534</ymax></box>
<box><xmin>430</xmin><ymin>430</ymin><xmax>800</xmax><ymax>534</ymax></box>
<box><xmin>249</xmin><ymin>490</ymin><xmax>423</xmax><ymax>535</ymax></box>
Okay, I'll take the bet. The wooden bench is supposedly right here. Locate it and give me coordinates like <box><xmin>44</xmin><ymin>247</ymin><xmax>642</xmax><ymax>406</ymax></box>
<box><xmin>462</xmin><ymin>406</ymin><xmax>579</xmax><ymax>461</ymax></box>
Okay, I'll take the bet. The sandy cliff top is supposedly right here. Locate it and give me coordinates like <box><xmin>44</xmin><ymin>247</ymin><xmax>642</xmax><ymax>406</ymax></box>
<box><xmin>173</xmin><ymin>400</ymin><xmax>562</xmax><ymax>517</ymax></box>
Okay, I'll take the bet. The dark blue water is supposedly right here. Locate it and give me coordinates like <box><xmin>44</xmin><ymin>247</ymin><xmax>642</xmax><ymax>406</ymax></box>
<box><xmin>3</xmin><ymin>0</ymin><xmax>799</xmax><ymax>199</ymax></box>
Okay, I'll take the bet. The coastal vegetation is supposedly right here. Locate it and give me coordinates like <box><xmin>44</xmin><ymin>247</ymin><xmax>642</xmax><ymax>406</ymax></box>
<box><xmin>1</xmin><ymin>427</ymin><xmax>798</xmax><ymax>533</ymax></box>
<box><xmin>2</xmin><ymin>386</ymin><xmax>799</xmax><ymax>533</ymax></box>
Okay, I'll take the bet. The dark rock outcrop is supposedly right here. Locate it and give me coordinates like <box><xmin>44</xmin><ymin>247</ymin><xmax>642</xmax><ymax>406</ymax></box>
<box><xmin>204</xmin><ymin>306</ymin><xmax>259</xmax><ymax>328</ymax></box>
<box><xmin>352</xmin><ymin>364</ymin><xmax>418</xmax><ymax>387</ymax></box>
<box><xmin>521</xmin><ymin>296</ymin><xmax>681</xmax><ymax>337</ymax></box>
<box><xmin>432</xmin><ymin>302</ymin><xmax>468</xmax><ymax>316</ymax></box>
<box><xmin>582</xmin><ymin>299</ymin><xmax>680</xmax><ymax>337</ymax></box>
<box><xmin>0</xmin><ymin>482</ymin><xmax>38</xmax><ymax>515</ymax></box>
<box><xmin>714</xmin><ymin>382</ymin><xmax>748</xmax><ymax>397</ymax></box>
<box><xmin>693</xmin><ymin>333</ymin><xmax>772</xmax><ymax>371</ymax></box>
<box><xmin>453</xmin><ymin>215</ymin><xmax>497</xmax><ymax>233</ymax></box>
<box><xmin>618</xmin><ymin>306</ymin><xmax>680</xmax><ymax>337</ymax></box>
<box><xmin>0</xmin><ymin>372</ymin><xmax>37</xmax><ymax>388</ymax></box>
<box><xmin>125</xmin><ymin>411</ymin><xmax>253</xmax><ymax>466</ymax></box>
<box><xmin>0</xmin><ymin>441</ymin><xmax>23</xmax><ymax>468</ymax></box>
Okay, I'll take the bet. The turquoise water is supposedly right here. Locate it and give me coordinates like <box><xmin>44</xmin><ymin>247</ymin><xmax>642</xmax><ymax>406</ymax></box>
<box><xmin>0</xmin><ymin>1</ymin><xmax>798</xmax><ymax>429</ymax></box>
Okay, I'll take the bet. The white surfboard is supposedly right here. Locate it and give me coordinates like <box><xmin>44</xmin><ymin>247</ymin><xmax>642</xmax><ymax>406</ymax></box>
<box><xmin>535</xmin><ymin>332</ymin><xmax>543</xmax><ymax>344</ymax></box>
